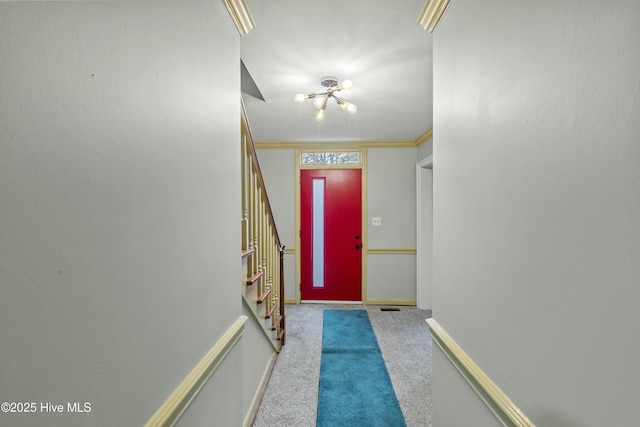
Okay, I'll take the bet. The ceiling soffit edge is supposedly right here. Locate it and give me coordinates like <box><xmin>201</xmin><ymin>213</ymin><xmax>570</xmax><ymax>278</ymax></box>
<box><xmin>223</xmin><ymin>0</ymin><xmax>255</xmax><ymax>35</ymax></box>
<box><xmin>418</xmin><ymin>0</ymin><xmax>452</xmax><ymax>32</ymax></box>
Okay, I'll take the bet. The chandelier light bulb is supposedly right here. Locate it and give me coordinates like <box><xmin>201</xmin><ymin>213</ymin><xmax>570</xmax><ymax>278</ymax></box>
<box><xmin>294</xmin><ymin>93</ymin><xmax>308</xmax><ymax>103</ymax></box>
<box><xmin>313</xmin><ymin>96</ymin><xmax>326</xmax><ymax>109</ymax></box>
<box><xmin>315</xmin><ymin>109</ymin><xmax>325</xmax><ymax>122</ymax></box>
<box><xmin>345</xmin><ymin>102</ymin><xmax>357</xmax><ymax>114</ymax></box>
<box><xmin>340</xmin><ymin>79</ymin><xmax>353</xmax><ymax>90</ymax></box>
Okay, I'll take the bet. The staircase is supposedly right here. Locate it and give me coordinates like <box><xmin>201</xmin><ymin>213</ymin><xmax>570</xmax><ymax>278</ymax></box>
<box><xmin>241</xmin><ymin>105</ymin><xmax>285</xmax><ymax>350</ymax></box>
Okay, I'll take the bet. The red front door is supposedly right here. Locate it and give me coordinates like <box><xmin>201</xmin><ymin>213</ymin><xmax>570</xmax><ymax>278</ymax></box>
<box><xmin>300</xmin><ymin>169</ymin><xmax>362</xmax><ymax>301</ymax></box>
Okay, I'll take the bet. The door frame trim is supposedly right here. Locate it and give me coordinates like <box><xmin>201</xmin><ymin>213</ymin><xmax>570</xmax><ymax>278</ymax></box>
<box><xmin>295</xmin><ymin>148</ymin><xmax>368</xmax><ymax>303</ymax></box>
<box><xmin>416</xmin><ymin>155</ymin><xmax>433</xmax><ymax>310</ymax></box>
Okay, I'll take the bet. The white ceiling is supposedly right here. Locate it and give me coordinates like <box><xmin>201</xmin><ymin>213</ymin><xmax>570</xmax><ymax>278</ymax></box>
<box><xmin>240</xmin><ymin>0</ymin><xmax>433</xmax><ymax>143</ymax></box>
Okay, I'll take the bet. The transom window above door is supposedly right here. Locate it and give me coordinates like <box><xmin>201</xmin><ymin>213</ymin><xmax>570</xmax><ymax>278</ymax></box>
<box><xmin>301</xmin><ymin>151</ymin><xmax>360</xmax><ymax>166</ymax></box>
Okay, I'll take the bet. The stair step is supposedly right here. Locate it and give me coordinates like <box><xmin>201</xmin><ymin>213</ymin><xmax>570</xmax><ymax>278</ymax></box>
<box><xmin>246</xmin><ymin>270</ymin><xmax>263</xmax><ymax>286</ymax></box>
<box><xmin>241</xmin><ymin>248</ymin><xmax>255</xmax><ymax>259</ymax></box>
<box><xmin>257</xmin><ymin>288</ymin><xmax>271</xmax><ymax>304</ymax></box>
<box><xmin>265</xmin><ymin>304</ymin><xmax>276</xmax><ymax>319</ymax></box>
<box><xmin>271</xmin><ymin>315</ymin><xmax>283</xmax><ymax>330</ymax></box>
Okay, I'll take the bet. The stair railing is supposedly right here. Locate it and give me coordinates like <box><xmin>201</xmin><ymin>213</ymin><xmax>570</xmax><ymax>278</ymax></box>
<box><xmin>241</xmin><ymin>103</ymin><xmax>285</xmax><ymax>348</ymax></box>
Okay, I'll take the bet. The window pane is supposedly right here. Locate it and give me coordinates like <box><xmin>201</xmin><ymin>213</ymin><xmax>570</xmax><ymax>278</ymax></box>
<box><xmin>302</xmin><ymin>153</ymin><xmax>314</xmax><ymax>164</ymax></box>
<box><xmin>302</xmin><ymin>151</ymin><xmax>360</xmax><ymax>166</ymax></box>
<box><xmin>312</xmin><ymin>179</ymin><xmax>325</xmax><ymax>287</ymax></box>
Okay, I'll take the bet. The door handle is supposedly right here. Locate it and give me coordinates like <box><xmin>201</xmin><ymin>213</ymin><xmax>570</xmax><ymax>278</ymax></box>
<box><xmin>355</xmin><ymin>244</ymin><xmax>361</xmax><ymax>250</ymax></box>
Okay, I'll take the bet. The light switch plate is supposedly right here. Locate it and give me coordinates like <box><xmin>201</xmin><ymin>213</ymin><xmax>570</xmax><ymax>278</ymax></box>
<box><xmin>372</xmin><ymin>217</ymin><xmax>382</xmax><ymax>226</ymax></box>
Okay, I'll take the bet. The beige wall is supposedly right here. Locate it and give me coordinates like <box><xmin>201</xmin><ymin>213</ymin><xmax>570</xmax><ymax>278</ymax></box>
<box><xmin>432</xmin><ymin>1</ymin><xmax>640</xmax><ymax>425</ymax></box>
<box><xmin>0</xmin><ymin>2</ymin><xmax>243</xmax><ymax>426</ymax></box>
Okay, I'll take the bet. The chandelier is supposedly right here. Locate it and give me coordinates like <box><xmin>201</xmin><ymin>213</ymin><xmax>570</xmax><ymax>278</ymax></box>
<box><xmin>294</xmin><ymin>76</ymin><xmax>357</xmax><ymax>122</ymax></box>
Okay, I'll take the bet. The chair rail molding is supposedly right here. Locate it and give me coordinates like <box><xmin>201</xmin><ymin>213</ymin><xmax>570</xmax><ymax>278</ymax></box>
<box><xmin>426</xmin><ymin>319</ymin><xmax>536</xmax><ymax>427</ymax></box>
<box><xmin>367</xmin><ymin>248</ymin><xmax>417</xmax><ymax>255</ymax></box>
<box><xmin>145</xmin><ymin>315</ymin><xmax>248</xmax><ymax>427</ymax></box>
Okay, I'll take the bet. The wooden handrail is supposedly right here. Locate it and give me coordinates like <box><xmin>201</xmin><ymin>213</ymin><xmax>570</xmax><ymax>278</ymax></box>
<box><xmin>278</xmin><ymin>244</ymin><xmax>285</xmax><ymax>345</ymax></box>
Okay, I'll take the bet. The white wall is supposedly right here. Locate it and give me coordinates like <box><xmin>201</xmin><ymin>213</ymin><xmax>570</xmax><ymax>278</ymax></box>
<box><xmin>241</xmin><ymin>304</ymin><xmax>276</xmax><ymax>425</ymax></box>
<box><xmin>177</xmin><ymin>342</ymin><xmax>244</xmax><ymax>427</ymax></box>
<box><xmin>0</xmin><ymin>2</ymin><xmax>242</xmax><ymax>426</ymax></box>
<box><xmin>255</xmin><ymin>148</ymin><xmax>296</xmax><ymax>300</ymax></box>
<box><xmin>254</xmin><ymin>149</ymin><xmax>296</xmax><ymax>247</ymax></box>
<box><xmin>430</xmin><ymin>347</ymin><xmax>497</xmax><ymax>427</ymax></box>
<box><xmin>367</xmin><ymin>147</ymin><xmax>418</xmax><ymax>302</ymax></box>
<box><xmin>416</xmin><ymin>152</ymin><xmax>433</xmax><ymax>310</ymax></box>
<box><xmin>417</xmin><ymin>139</ymin><xmax>433</xmax><ymax>160</ymax></box>
<box><xmin>367</xmin><ymin>147</ymin><xmax>418</xmax><ymax>248</ymax></box>
<box><xmin>432</xmin><ymin>1</ymin><xmax>640</xmax><ymax>425</ymax></box>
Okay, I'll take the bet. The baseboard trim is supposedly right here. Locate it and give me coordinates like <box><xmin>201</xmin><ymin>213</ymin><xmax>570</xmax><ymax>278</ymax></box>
<box><xmin>145</xmin><ymin>315</ymin><xmax>248</xmax><ymax>427</ymax></box>
<box><xmin>243</xmin><ymin>351</ymin><xmax>278</xmax><ymax>427</ymax></box>
<box><xmin>426</xmin><ymin>319</ymin><xmax>535</xmax><ymax>427</ymax></box>
<box><xmin>300</xmin><ymin>300</ymin><xmax>363</xmax><ymax>305</ymax></box>
<box><xmin>367</xmin><ymin>299</ymin><xmax>416</xmax><ymax>306</ymax></box>
<box><xmin>242</xmin><ymin>296</ymin><xmax>279</xmax><ymax>352</ymax></box>
<box><xmin>289</xmin><ymin>299</ymin><xmax>416</xmax><ymax>306</ymax></box>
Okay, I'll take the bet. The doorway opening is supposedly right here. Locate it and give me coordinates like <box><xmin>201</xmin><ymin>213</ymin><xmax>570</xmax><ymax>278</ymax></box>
<box><xmin>300</xmin><ymin>168</ymin><xmax>363</xmax><ymax>302</ymax></box>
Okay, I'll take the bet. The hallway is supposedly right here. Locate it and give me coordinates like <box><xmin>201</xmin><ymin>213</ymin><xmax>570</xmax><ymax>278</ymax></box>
<box><xmin>2</xmin><ymin>1</ymin><xmax>639</xmax><ymax>425</ymax></box>
<box><xmin>252</xmin><ymin>304</ymin><xmax>433</xmax><ymax>427</ymax></box>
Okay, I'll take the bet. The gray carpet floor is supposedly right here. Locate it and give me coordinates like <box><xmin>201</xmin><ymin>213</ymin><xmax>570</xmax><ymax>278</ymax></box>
<box><xmin>252</xmin><ymin>304</ymin><xmax>433</xmax><ymax>427</ymax></box>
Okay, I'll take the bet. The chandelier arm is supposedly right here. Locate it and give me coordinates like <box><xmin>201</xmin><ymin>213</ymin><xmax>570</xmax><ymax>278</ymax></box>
<box><xmin>296</xmin><ymin>77</ymin><xmax>357</xmax><ymax>118</ymax></box>
<box><xmin>320</xmin><ymin>95</ymin><xmax>329</xmax><ymax>110</ymax></box>
<box><xmin>304</xmin><ymin>90</ymin><xmax>332</xmax><ymax>98</ymax></box>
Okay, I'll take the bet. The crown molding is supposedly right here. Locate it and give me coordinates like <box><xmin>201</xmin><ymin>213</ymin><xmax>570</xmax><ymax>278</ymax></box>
<box><xmin>418</xmin><ymin>0</ymin><xmax>452</xmax><ymax>32</ymax></box>
<box><xmin>254</xmin><ymin>127</ymin><xmax>432</xmax><ymax>149</ymax></box>
<box><xmin>414</xmin><ymin>127</ymin><xmax>433</xmax><ymax>146</ymax></box>
<box><xmin>223</xmin><ymin>0</ymin><xmax>255</xmax><ymax>36</ymax></box>
<box><xmin>254</xmin><ymin>140</ymin><xmax>418</xmax><ymax>150</ymax></box>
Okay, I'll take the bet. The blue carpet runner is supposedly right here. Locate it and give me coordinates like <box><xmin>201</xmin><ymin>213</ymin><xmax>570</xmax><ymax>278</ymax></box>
<box><xmin>317</xmin><ymin>310</ymin><xmax>406</xmax><ymax>427</ymax></box>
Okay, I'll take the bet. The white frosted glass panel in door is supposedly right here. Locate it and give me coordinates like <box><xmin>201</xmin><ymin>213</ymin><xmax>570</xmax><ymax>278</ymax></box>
<box><xmin>312</xmin><ymin>179</ymin><xmax>325</xmax><ymax>287</ymax></box>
